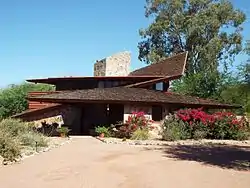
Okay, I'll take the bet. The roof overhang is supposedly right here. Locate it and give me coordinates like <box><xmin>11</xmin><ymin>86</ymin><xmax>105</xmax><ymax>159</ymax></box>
<box><xmin>27</xmin><ymin>88</ymin><xmax>241</xmax><ymax>109</ymax></box>
<box><xmin>26</xmin><ymin>52</ymin><xmax>188</xmax><ymax>85</ymax></box>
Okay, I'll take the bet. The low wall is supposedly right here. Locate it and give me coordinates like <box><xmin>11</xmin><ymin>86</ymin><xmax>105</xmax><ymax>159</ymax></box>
<box><xmin>21</xmin><ymin>105</ymin><xmax>82</xmax><ymax>134</ymax></box>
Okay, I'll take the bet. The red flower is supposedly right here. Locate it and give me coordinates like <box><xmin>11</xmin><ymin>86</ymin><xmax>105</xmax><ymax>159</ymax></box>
<box><xmin>232</xmin><ymin>119</ymin><xmax>239</xmax><ymax>125</ymax></box>
<box><xmin>149</xmin><ymin>126</ymin><xmax>155</xmax><ymax>130</ymax></box>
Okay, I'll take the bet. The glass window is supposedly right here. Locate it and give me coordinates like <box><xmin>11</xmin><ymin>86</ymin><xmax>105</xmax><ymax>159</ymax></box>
<box><xmin>155</xmin><ymin>82</ymin><xmax>163</xmax><ymax>91</ymax></box>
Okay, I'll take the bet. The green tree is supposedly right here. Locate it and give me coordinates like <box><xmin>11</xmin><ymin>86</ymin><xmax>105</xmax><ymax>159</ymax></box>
<box><xmin>0</xmin><ymin>83</ymin><xmax>54</xmax><ymax>119</ymax></box>
<box><xmin>138</xmin><ymin>0</ymin><xmax>246</xmax><ymax>98</ymax></box>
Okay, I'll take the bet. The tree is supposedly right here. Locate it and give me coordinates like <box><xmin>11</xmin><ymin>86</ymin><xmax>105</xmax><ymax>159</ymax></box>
<box><xmin>138</xmin><ymin>0</ymin><xmax>246</xmax><ymax>98</ymax></box>
<box><xmin>0</xmin><ymin>83</ymin><xmax>54</xmax><ymax>119</ymax></box>
<box><xmin>243</xmin><ymin>40</ymin><xmax>250</xmax><ymax>85</ymax></box>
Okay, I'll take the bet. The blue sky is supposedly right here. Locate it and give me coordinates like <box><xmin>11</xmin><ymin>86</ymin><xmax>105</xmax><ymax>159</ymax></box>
<box><xmin>0</xmin><ymin>0</ymin><xmax>249</xmax><ymax>88</ymax></box>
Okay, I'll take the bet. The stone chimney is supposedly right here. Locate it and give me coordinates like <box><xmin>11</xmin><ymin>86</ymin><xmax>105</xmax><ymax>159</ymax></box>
<box><xmin>94</xmin><ymin>51</ymin><xmax>131</xmax><ymax>76</ymax></box>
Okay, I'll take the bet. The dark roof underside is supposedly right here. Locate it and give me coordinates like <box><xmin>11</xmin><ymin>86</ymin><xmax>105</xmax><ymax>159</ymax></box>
<box><xmin>26</xmin><ymin>76</ymin><xmax>163</xmax><ymax>85</ymax></box>
<box><xmin>28</xmin><ymin>87</ymin><xmax>240</xmax><ymax>109</ymax></box>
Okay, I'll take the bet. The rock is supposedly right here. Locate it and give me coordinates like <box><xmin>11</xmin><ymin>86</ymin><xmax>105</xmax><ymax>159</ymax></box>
<box><xmin>0</xmin><ymin>156</ymin><xmax>4</xmax><ymax>165</ymax></box>
<box><xmin>2</xmin><ymin>160</ymin><xmax>8</xmax><ymax>165</ymax></box>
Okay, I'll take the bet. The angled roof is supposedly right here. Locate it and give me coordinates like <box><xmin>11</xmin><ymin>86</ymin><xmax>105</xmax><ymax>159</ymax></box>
<box><xmin>27</xmin><ymin>87</ymin><xmax>240</xmax><ymax>109</ymax></box>
<box><xmin>11</xmin><ymin>104</ymin><xmax>62</xmax><ymax>119</ymax></box>
<box><xmin>26</xmin><ymin>52</ymin><xmax>188</xmax><ymax>85</ymax></box>
<box><xmin>129</xmin><ymin>52</ymin><xmax>188</xmax><ymax>77</ymax></box>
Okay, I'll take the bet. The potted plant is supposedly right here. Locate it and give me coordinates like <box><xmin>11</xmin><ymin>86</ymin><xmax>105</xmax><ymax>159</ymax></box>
<box><xmin>95</xmin><ymin>126</ymin><xmax>110</xmax><ymax>138</ymax></box>
<box><xmin>56</xmin><ymin>126</ymin><xmax>70</xmax><ymax>137</ymax></box>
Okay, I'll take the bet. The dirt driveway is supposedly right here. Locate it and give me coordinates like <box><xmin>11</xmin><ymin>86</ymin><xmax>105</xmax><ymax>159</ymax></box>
<box><xmin>0</xmin><ymin>136</ymin><xmax>249</xmax><ymax>188</ymax></box>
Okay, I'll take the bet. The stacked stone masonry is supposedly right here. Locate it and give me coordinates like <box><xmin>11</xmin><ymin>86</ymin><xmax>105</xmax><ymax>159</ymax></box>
<box><xmin>94</xmin><ymin>51</ymin><xmax>131</xmax><ymax>76</ymax></box>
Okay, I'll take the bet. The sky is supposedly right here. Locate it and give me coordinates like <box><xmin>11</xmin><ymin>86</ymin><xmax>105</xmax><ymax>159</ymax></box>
<box><xmin>0</xmin><ymin>0</ymin><xmax>249</xmax><ymax>88</ymax></box>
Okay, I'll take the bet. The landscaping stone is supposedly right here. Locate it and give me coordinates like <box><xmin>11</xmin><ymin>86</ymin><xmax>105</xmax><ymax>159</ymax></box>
<box><xmin>97</xmin><ymin>137</ymin><xmax>250</xmax><ymax>147</ymax></box>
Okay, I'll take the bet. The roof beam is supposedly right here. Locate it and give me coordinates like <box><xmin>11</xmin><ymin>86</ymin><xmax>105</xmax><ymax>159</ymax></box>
<box><xmin>124</xmin><ymin>75</ymin><xmax>181</xmax><ymax>88</ymax></box>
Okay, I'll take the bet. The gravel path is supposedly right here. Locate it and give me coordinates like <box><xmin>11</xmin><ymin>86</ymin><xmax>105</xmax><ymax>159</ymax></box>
<box><xmin>0</xmin><ymin>136</ymin><xmax>249</xmax><ymax>188</ymax></box>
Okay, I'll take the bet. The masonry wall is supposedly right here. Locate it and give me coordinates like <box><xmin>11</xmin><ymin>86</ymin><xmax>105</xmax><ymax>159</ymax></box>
<box><xmin>94</xmin><ymin>59</ymin><xmax>106</xmax><ymax>76</ymax></box>
<box><xmin>22</xmin><ymin>105</ymin><xmax>82</xmax><ymax>135</ymax></box>
<box><xmin>105</xmin><ymin>51</ymin><xmax>131</xmax><ymax>76</ymax></box>
<box><xmin>93</xmin><ymin>51</ymin><xmax>131</xmax><ymax>76</ymax></box>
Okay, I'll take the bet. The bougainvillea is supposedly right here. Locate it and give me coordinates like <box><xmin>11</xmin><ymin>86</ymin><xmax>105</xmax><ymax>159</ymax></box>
<box><xmin>176</xmin><ymin>108</ymin><xmax>248</xmax><ymax>128</ymax></box>
<box><xmin>162</xmin><ymin>108</ymin><xmax>250</xmax><ymax>140</ymax></box>
<box><xmin>117</xmin><ymin>111</ymin><xmax>154</xmax><ymax>138</ymax></box>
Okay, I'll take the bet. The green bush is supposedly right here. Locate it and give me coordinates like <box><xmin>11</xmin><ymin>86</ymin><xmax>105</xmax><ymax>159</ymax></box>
<box><xmin>56</xmin><ymin>126</ymin><xmax>70</xmax><ymax>137</ymax></box>
<box><xmin>162</xmin><ymin>115</ymin><xmax>191</xmax><ymax>141</ymax></box>
<box><xmin>131</xmin><ymin>129</ymin><xmax>149</xmax><ymax>140</ymax></box>
<box><xmin>193</xmin><ymin>129</ymin><xmax>208</xmax><ymax>140</ymax></box>
<box><xmin>95</xmin><ymin>126</ymin><xmax>111</xmax><ymax>137</ymax></box>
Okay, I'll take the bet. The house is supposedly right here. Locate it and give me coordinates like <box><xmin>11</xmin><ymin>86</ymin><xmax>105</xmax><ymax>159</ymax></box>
<box><xmin>13</xmin><ymin>51</ymin><xmax>240</xmax><ymax>135</ymax></box>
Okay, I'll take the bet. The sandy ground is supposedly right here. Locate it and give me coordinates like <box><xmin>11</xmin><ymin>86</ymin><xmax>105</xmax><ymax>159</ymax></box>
<box><xmin>0</xmin><ymin>136</ymin><xmax>249</xmax><ymax>188</ymax></box>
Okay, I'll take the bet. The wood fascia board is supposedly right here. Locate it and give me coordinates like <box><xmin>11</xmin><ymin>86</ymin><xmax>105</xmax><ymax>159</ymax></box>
<box><xmin>124</xmin><ymin>75</ymin><xmax>180</xmax><ymax>88</ymax></box>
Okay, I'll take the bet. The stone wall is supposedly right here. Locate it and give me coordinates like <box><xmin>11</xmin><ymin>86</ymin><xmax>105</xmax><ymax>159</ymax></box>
<box><xmin>94</xmin><ymin>59</ymin><xmax>106</xmax><ymax>76</ymax></box>
<box><xmin>23</xmin><ymin>105</ymin><xmax>82</xmax><ymax>135</ymax></box>
<box><xmin>93</xmin><ymin>51</ymin><xmax>131</xmax><ymax>76</ymax></box>
<box><xmin>23</xmin><ymin>105</ymin><xmax>71</xmax><ymax>123</ymax></box>
<box><xmin>33</xmin><ymin>115</ymin><xmax>64</xmax><ymax>127</ymax></box>
<box><xmin>105</xmin><ymin>51</ymin><xmax>131</xmax><ymax>76</ymax></box>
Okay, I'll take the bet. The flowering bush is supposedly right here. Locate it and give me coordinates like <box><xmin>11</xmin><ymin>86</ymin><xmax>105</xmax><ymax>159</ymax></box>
<box><xmin>117</xmin><ymin>111</ymin><xmax>154</xmax><ymax>139</ymax></box>
<box><xmin>162</xmin><ymin>108</ymin><xmax>250</xmax><ymax>141</ymax></box>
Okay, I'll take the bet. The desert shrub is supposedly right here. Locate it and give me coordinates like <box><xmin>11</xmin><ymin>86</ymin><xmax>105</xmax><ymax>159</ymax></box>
<box><xmin>0</xmin><ymin>118</ymin><xmax>31</xmax><ymax>136</ymax></box>
<box><xmin>19</xmin><ymin>131</ymin><xmax>48</xmax><ymax>147</ymax></box>
<box><xmin>162</xmin><ymin>108</ymin><xmax>250</xmax><ymax>141</ymax></box>
<box><xmin>162</xmin><ymin>115</ymin><xmax>191</xmax><ymax>141</ymax></box>
<box><xmin>0</xmin><ymin>118</ymin><xmax>49</xmax><ymax>162</ymax></box>
<box><xmin>131</xmin><ymin>129</ymin><xmax>149</xmax><ymax>140</ymax></box>
<box><xmin>0</xmin><ymin>132</ymin><xmax>21</xmax><ymax>162</ymax></box>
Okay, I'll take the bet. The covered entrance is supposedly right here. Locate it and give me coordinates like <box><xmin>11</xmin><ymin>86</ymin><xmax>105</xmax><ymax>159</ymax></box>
<box><xmin>80</xmin><ymin>103</ymin><xmax>124</xmax><ymax>135</ymax></box>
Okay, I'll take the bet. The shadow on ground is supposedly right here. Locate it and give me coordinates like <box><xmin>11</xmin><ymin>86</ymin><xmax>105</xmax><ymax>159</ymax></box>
<box><xmin>146</xmin><ymin>144</ymin><xmax>250</xmax><ymax>171</ymax></box>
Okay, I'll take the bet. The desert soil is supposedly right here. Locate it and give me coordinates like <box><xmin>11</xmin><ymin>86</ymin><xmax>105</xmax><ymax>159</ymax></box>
<box><xmin>0</xmin><ymin>136</ymin><xmax>249</xmax><ymax>188</ymax></box>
